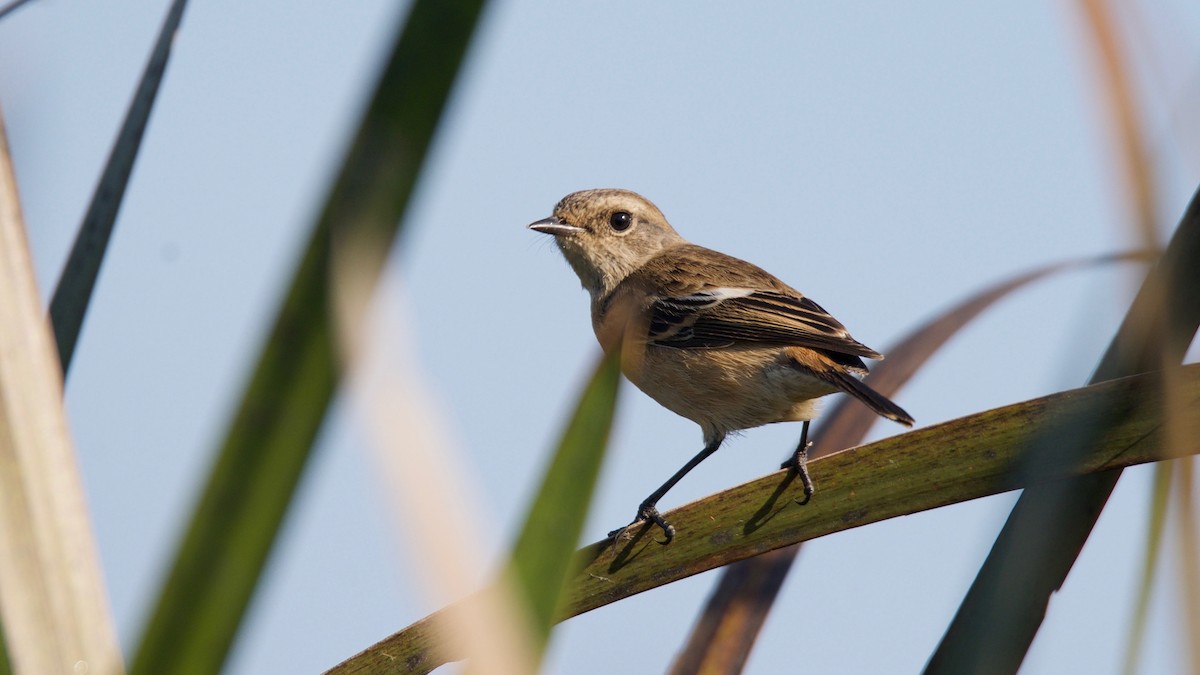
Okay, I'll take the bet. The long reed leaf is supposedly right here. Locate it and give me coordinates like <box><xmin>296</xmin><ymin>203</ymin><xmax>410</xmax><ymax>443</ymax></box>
<box><xmin>329</xmin><ymin>353</ymin><xmax>621</xmax><ymax>674</ymax></box>
<box><xmin>1121</xmin><ymin>462</ymin><xmax>1172</xmax><ymax>675</ymax></box>
<box><xmin>508</xmin><ymin>352</ymin><xmax>621</xmax><ymax>661</ymax></box>
<box><xmin>48</xmin><ymin>0</ymin><xmax>188</xmax><ymax>375</ymax></box>
<box><xmin>1175</xmin><ymin>458</ymin><xmax>1200</xmax><ymax>672</ymax></box>
<box><xmin>0</xmin><ymin>626</ymin><xmax>9</xmax><ymax>675</ymax></box>
<box><xmin>0</xmin><ymin>108</ymin><xmax>123</xmax><ymax>675</ymax></box>
<box><xmin>334</xmin><ymin>288</ymin><xmax>538</xmax><ymax>675</ymax></box>
<box><xmin>926</xmin><ymin>182</ymin><xmax>1200</xmax><ymax>673</ymax></box>
<box><xmin>329</xmin><ymin>364</ymin><xmax>1200</xmax><ymax>674</ymax></box>
<box><xmin>129</xmin><ymin>2</ymin><xmax>488</xmax><ymax>673</ymax></box>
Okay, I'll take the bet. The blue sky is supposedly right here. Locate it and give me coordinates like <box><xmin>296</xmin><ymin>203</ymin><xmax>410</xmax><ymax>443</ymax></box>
<box><xmin>3</xmin><ymin>1</ymin><xmax>1199</xmax><ymax>673</ymax></box>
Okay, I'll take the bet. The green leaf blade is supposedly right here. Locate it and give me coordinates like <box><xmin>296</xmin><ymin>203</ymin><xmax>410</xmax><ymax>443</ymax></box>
<box><xmin>330</xmin><ymin>365</ymin><xmax>1200</xmax><ymax>674</ymax></box>
<box><xmin>129</xmin><ymin>1</ymin><xmax>489</xmax><ymax>673</ymax></box>
<box><xmin>926</xmin><ymin>183</ymin><xmax>1200</xmax><ymax>675</ymax></box>
<box><xmin>510</xmin><ymin>352</ymin><xmax>622</xmax><ymax>651</ymax></box>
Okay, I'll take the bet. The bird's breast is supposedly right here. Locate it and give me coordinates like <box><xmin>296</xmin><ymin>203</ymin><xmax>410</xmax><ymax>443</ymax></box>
<box><xmin>590</xmin><ymin>286</ymin><xmax>649</xmax><ymax>357</ymax></box>
<box><xmin>619</xmin><ymin>343</ymin><xmax>840</xmax><ymax>436</ymax></box>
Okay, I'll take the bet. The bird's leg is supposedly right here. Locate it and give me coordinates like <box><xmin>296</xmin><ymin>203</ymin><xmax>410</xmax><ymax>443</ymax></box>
<box><xmin>610</xmin><ymin>436</ymin><xmax>725</xmax><ymax>545</ymax></box>
<box><xmin>780</xmin><ymin>420</ymin><xmax>815</xmax><ymax>505</ymax></box>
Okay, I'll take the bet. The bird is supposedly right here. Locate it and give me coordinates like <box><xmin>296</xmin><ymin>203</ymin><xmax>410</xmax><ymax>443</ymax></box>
<box><xmin>528</xmin><ymin>188</ymin><xmax>913</xmax><ymax>543</ymax></box>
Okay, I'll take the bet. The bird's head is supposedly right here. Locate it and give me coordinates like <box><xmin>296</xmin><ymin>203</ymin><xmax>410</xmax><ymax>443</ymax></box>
<box><xmin>528</xmin><ymin>188</ymin><xmax>685</xmax><ymax>299</ymax></box>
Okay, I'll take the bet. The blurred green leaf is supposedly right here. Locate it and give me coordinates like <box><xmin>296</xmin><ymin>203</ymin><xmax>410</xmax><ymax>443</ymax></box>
<box><xmin>926</xmin><ymin>183</ymin><xmax>1200</xmax><ymax>674</ymax></box>
<box><xmin>927</xmin><ymin>1</ymin><xmax>1191</xmax><ymax>671</ymax></box>
<box><xmin>326</xmin><ymin>353</ymin><xmax>621</xmax><ymax>674</ymax></box>
<box><xmin>49</xmin><ymin>0</ymin><xmax>188</xmax><ymax>376</ymax></box>
<box><xmin>1121</xmin><ymin>462</ymin><xmax>1171</xmax><ymax>675</ymax></box>
<box><xmin>509</xmin><ymin>352</ymin><xmax>622</xmax><ymax>657</ymax></box>
<box><xmin>0</xmin><ymin>625</ymin><xmax>9</xmax><ymax>675</ymax></box>
<box><xmin>129</xmin><ymin>2</ymin><xmax>488</xmax><ymax>673</ymax></box>
<box><xmin>670</xmin><ymin>251</ymin><xmax>1152</xmax><ymax>674</ymax></box>
<box><xmin>1174</xmin><ymin>457</ymin><xmax>1200</xmax><ymax>671</ymax></box>
<box><xmin>329</xmin><ymin>364</ymin><xmax>1200</xmax><ymax>674</ymax></box>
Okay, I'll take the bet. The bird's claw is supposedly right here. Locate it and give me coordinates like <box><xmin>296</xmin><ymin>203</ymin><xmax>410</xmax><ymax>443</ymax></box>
<box><xmin>781</xmin><ymin>441</ymin><xmax>815</xmax><ymax>505</ymax></box>
<box><xmin>608</xmin><ymin>502</ymin><xmax>675</xmax><ymax>544</ymax></box>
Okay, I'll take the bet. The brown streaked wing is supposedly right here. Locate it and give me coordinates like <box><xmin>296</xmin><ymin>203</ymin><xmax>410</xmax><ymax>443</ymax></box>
<box><xmin>649</xmin><ymin>289</ymin><xmax>884</xmax><ymax>359</ymax></box>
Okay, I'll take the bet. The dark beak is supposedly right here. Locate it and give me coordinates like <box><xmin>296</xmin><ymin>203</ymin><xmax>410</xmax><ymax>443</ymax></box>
<box><xmin>527</xmin><ymin>216</ymin><xmax>583</xmax><ymax>236</ymax></box>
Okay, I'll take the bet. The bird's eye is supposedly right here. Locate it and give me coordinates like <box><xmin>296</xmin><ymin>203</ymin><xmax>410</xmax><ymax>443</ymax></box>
<box><xmin>609</xmin><ymin>211</ymin><xmax>633</xmax><ymax>232</ymax></box>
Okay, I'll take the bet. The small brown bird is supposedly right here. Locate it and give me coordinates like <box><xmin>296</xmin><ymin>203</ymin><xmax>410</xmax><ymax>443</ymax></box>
<box><xmin>529</xmin><ymin>189</ymin><xmax>913</xmax><ymax>542</ymax></box>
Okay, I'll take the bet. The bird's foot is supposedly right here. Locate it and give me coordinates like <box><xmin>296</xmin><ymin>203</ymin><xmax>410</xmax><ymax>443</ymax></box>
<box><xmin>781</xmin><ymin>441</ymin><xmax>815</xmax><ymax>505</ymax></box>
<box><xmin>608</xmin><ymin>501</ymin><xmax>675</xmax><ymax>544</ymax></box>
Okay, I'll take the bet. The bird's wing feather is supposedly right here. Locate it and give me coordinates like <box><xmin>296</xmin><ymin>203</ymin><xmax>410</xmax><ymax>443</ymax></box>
<box><xmin>649</xmin><ymin>287</ymin><xmax>883</xmax><ymax>359</ymax></box>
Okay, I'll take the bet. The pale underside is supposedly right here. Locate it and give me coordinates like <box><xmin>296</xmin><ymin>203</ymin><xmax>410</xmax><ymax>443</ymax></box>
<box><xmin>615</xmin><ymin>340</ymin><xmax>837</xmax><ymax>444</ymax></box>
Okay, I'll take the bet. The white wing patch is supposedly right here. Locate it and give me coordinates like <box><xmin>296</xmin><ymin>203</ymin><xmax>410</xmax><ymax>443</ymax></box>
<box><xmin>662</xmin><ymin>287</ymin><xmax>757</xmax><ymax>308</ymax></box>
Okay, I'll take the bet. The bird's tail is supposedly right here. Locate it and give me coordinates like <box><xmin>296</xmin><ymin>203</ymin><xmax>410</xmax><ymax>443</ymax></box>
<box><xmin>831</xmin><ymin>370</ymin><xmax>915</xmax><ymax>427</ymax></box>
<box><xmin>786</xmin><ymin>347</ymin><xmax>914</xmax><ymax>427</ymax></box>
